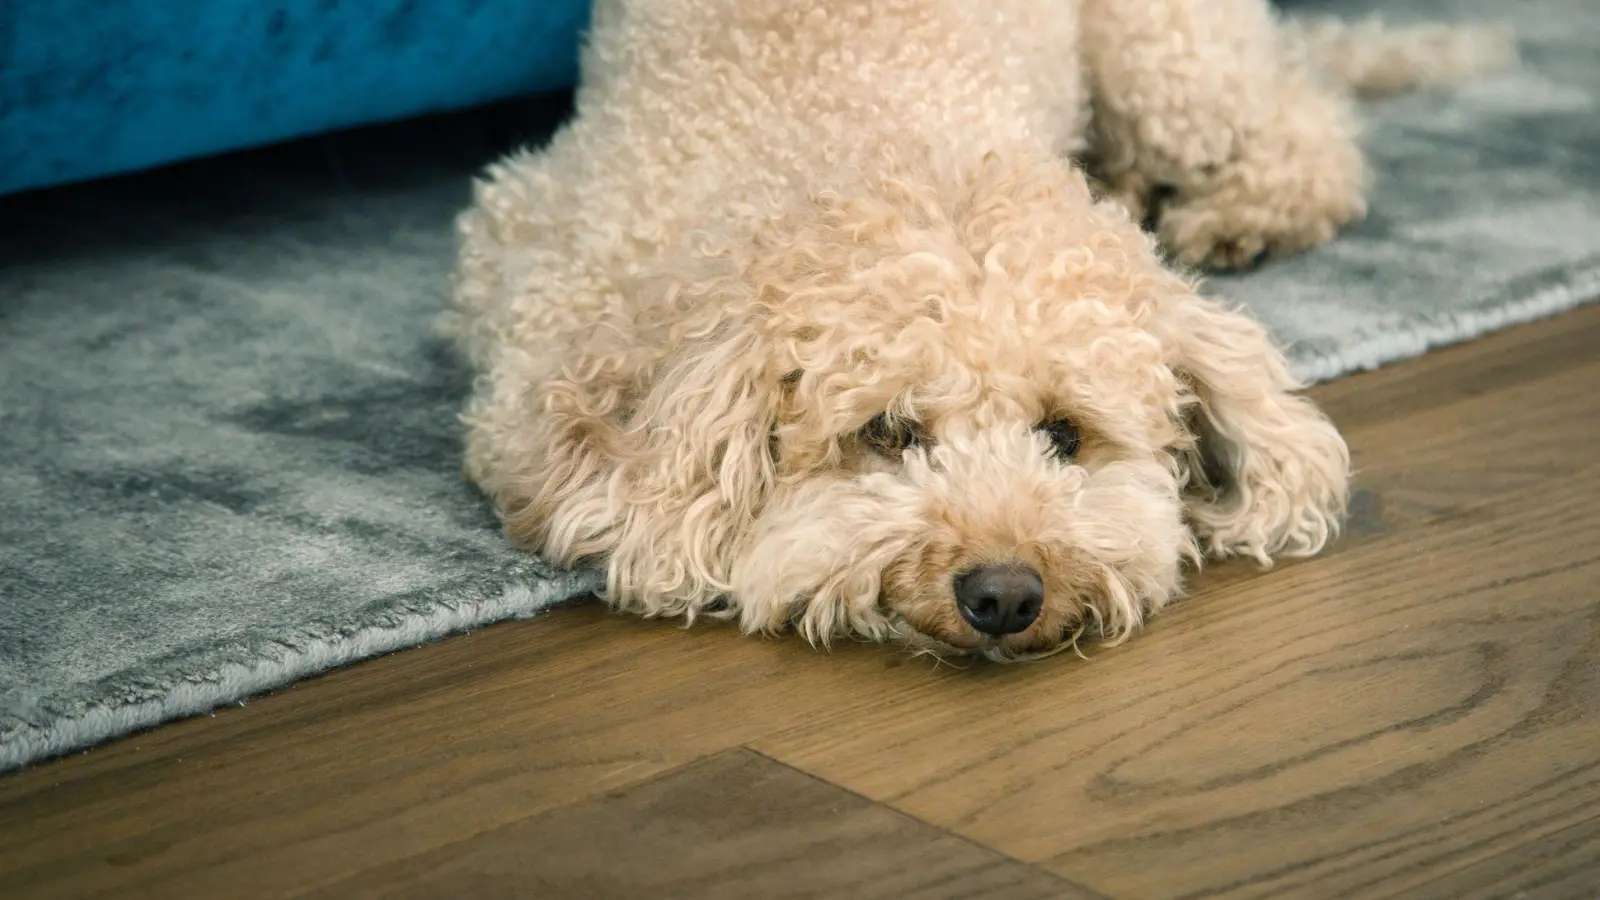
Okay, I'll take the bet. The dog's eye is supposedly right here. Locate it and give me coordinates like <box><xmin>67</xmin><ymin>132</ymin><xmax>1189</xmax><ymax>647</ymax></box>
<box><xmin>1039</xmin><ymin>418</ymin><xmax>1082</xmax><ymax>459</ymax></box>
<box><xmin>859</xmin><ymin>413</ymin><xmax>926</xmax><ymax>456</ymax></box>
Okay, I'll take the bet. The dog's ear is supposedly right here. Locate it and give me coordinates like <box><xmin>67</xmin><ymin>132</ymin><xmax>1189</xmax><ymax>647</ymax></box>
<box><xmin>623</xmin><ymin>314</ymin><xmax>782</xmax><ymax>529</ymax></box>
<box><xmin>1153</xmin><ymin>291</ymin><xmax>1350</xmax><ymax>565</ymax></box>
<box><xmin>503</xmin><ymin>309</ymin><xmax>782</xmax><ymax>617</ymax></box>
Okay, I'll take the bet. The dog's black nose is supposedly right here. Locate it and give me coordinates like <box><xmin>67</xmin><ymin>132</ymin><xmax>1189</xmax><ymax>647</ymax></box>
<box><xmin>953</xmin><ymin>563</ymin><xmax>1043</xmax><ymax>636</ymax></box>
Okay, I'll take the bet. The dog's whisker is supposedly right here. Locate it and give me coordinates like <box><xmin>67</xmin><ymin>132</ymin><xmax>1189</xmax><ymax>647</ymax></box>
<box><xmin>1063</xmin><ymin>621</ymin><xmax>1091</xmax><ymax>661</ymax></box>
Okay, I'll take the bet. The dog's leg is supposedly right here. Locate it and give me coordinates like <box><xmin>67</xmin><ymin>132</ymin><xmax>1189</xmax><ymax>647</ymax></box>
<box><xmin>1080</xmin><ymin>0</ymin><xmax>1368</xmax><ymax>270</ymax></box>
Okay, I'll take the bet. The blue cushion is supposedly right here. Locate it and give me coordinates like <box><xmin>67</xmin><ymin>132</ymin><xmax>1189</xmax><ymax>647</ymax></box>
<box><xmin>0</xmin><ymin>0</ymin><xmax>590</xmax><ymax>196</ymax></box>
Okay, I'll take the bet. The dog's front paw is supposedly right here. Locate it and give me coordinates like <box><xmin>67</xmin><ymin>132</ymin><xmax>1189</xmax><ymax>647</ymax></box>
<box><xmin>1153</xmin><ymin>158</ymin><xmax>1368</xmax><ymax>272</ymax></box>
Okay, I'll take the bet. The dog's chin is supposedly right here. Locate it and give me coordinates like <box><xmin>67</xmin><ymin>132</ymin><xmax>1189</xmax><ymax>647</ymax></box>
<box><xmin>888</xmin><ymin>614</ymin><xmax>1086</xmax><ymax>664</ymax></box>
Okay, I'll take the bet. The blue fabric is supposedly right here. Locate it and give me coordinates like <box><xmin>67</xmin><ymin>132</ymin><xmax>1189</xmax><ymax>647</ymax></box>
<box><xmin>0</xmin><ymin>0</ymin><xmax>590</xmax><ymax>196</ymax></box>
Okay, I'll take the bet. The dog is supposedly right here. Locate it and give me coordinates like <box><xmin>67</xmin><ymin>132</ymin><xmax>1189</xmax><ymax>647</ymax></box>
<box><xmin>444</xmin><ymin>0</ymin><xmax>1513</xmax><ymax>661</ymax></box>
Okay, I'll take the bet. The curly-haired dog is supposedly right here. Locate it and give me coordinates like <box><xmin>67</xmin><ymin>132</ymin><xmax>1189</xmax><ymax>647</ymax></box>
<box><xmin>445</xmin><ymin>0</ymin><xmax>1513</xmax><ymax>661</ymax></box>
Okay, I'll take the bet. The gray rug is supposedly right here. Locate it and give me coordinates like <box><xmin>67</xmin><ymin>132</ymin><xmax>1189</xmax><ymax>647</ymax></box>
<box><xmin>2</xmin><ymin>0</ymin><xmax>1596</xmax><ymax>773</ymax></box>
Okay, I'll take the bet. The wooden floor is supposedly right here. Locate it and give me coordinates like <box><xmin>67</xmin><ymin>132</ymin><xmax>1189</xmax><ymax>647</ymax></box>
<box><xmin>3</xmin><ymin>304</ymin><xmax>1598</xmax><ymax>900</ymax></box>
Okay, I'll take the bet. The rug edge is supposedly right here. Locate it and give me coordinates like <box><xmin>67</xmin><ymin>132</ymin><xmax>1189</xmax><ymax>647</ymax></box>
<box><xmin>1289</xmin><ymin>258</ymin><xmax>1600</xmax><ymax>384</ymax></box>
<box><xmin>0</xmin><ymin>574</ymin><xmax>597</xmax><ymax>774</ymax></box>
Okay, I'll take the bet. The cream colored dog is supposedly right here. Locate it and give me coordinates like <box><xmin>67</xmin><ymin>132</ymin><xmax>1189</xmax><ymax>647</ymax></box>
<box><xmin>445</xmin><ymin>0</ymin><xmax>1512</xmax><ymax>661</ymax></box>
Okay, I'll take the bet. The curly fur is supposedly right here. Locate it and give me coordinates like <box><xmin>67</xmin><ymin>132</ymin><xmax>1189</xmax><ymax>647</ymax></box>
<box><xmin>444</xmin><ymin>0</ymin><xmax>1512</xmax><ymax>661</ymax></box>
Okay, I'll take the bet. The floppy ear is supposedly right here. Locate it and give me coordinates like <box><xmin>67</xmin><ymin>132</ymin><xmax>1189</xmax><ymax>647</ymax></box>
<box><xmin>1155</xmin><ymin>291</ymin><xmax>1350</xmax><ymax>564</ymax></box>
<box><xmin>496</xmin><ymin>310</ymin><xmax>783</xmax><ymax>619</ymax></box>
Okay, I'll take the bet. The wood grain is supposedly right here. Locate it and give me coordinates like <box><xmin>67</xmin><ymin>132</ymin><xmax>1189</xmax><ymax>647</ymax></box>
<box><xmin>307</xmin><ymin>748</ymin><xmax>1093</xmax><ymax>900</ymax></box>
<box><xmin>1</xmin><ymin>303</ymin><xmax>1596</xmax><ymax>900</ymax></box>
<box><xmin>757</xmin><ymin>464</ymin><xmax>1600</xmax><ymax>898</ymax></box>
<box><xmin>0</xmin><ymin>612</ymin><xmax>861</xmax><ymax>898</ymax></box>
<box><xmin>1405</xmin><ymin>814</ymin><xmax>1600</xmax><ymax>900</ymax></box>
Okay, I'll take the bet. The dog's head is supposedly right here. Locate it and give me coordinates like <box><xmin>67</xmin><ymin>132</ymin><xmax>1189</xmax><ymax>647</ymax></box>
<box><xmin>513</xmin><ymin>158</ymin><xmax>1349</xmax><ymax>661</ymax></box>
<box><xmin>741</xmin><ymin>294</ymin><xmax>1195</xmax><ymax>661</ymax></box>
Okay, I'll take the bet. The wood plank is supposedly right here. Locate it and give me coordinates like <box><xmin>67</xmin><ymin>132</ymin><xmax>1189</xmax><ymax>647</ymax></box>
<box><xmin>1334</xmin><ymin>360</ymin><xmax>1598</xmax><ymax>525</ymax></box>
<box><xmin>1403</xmin><ymin>814</ymin><xmax>1600</xmax><ymax>900</ymax></box>
<box><xmin>0</xmin><ymin>612</ymin><xmax>860</xmax><ymax>898</ymax></box>
<box><xmin>307</xmin><ymin>748</ymin><xmax>1094</xmax><ymax>900</ymax></box>
<box><xmin>0</xmin><ymin>306</ymin><xmax>1595</xmax><ymax>899</ymax></box>
<box><xmin>754</xmin><ymin>464</ymin><xmax>1600</xmax><ymax>899</ymax></box>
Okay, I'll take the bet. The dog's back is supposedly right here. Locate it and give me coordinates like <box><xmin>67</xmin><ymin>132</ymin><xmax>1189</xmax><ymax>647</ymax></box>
<box><xmin>446</xmin><ymin>0</ymin><xmax>1085</xmax><ymax>372</ymax></box>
